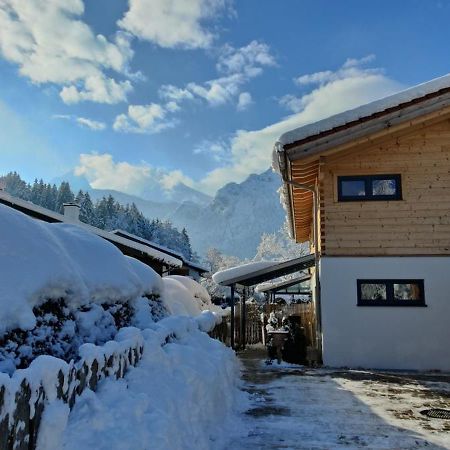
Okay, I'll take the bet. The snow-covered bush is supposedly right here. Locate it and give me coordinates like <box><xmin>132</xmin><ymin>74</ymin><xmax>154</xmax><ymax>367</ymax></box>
<box><xmin>166</xmin><ymin>275</ymin><xmax>229</xmax><ymax>317</ymax></box>
<box><xmin>0</xmin><ymin>205</ymin><xmax>168</xmax><ymax>373</ymax></box>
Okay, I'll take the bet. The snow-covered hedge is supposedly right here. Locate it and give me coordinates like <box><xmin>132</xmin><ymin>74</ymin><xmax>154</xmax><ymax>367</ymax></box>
<box><xmin>0</xmin><ymin>205</ymin><xmax>162</xmax><ymax>335</ymax></box>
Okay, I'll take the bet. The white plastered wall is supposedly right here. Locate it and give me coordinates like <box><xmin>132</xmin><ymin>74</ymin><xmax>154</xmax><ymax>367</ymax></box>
<box><xmin>320</xmin><ymin>256</ymin><xmax>450</xmax><ymax>371</ymax></box>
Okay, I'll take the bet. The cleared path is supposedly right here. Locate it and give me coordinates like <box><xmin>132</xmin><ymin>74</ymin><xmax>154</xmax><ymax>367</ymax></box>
<box><xmin>231</xmin><ymin>348</ymin><xmax>450</xmax><ymax>449</ymax></box>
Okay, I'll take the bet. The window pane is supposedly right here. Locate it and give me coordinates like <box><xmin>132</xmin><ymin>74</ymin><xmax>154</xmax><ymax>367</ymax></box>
<box><xmin>341</xmin><ymin>180</ymin><xmax>366</xmax><ymax>197</ymax></box>
<box><xmin>372</xmin><ymin>179</ymin><xmax>397</xmax><ymax>196</ymax></box>
<box><xmin>394</xmin><ymin>283</ymin><xmax>421</xmax><ymax>300</ymax></box>
<box><xmin>361</xmin><ymin>283</ymin><xmax>386</xmax><ymax>300</ymax></box>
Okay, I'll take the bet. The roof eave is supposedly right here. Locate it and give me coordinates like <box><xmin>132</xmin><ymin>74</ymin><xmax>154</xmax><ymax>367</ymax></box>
<box><xmin>285</xmin><ymin>90</ymin><xmax>450</xmax><ymax>162</ymax></box>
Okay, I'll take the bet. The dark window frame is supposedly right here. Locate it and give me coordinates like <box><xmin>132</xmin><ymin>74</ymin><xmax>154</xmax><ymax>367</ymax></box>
<box><xmin>357</xmin><ymin>279</ymin><xmax>426</xmax><ymax>307</ymax></box>
<box><xmin>338</xmin><ymin>174</ymin><xmax>402</xmax><ymax>201</ymax></box>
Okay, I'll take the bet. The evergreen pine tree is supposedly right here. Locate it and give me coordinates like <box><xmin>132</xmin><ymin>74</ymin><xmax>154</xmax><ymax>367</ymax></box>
<box><xmin>55</xmin><ymin>181</ymin><xmax>75</xmax><ymax>213</ymax></box>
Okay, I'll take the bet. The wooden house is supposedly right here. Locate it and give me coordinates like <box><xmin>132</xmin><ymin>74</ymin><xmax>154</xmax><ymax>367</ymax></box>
<box><xmin>274</xmin><ymin>74</ymin><xmax>450</xmax><ymax>370</ymax></box>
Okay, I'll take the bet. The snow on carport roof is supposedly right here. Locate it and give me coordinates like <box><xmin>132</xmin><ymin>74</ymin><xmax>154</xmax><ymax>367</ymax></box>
<box><xmin>213</xmin><ymin>254</ymin><xmax>315</xmax><ymax>287</ymax></box>
<box><xmin>255</xmin><ymin>274</ymin><xmax>311</xmax><ymax>293</ymax></box>
<box><xmin>276</xmin><ymin>73</ymin><xmax>450</xmax><ymax>149</ymax></box>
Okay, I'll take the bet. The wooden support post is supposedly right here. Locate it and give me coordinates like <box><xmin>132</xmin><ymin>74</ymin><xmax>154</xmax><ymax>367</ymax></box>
<box><xmin>230</xmin><ymin>284</ymin><xmax>235</xmax><ymax>350</ymax></box>
<box><xmin>241</xmin><ymin>287</ymin><xmax>247</xmax><ymax>350</ymax></box>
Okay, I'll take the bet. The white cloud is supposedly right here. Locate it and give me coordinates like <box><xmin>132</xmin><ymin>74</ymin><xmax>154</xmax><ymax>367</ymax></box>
<box><xmin>74</xmin><ymin>152</ymin><xmax>194</xmax><ymax>196</ymax></box>
<box><xmin>295</xmin><ymin>70</ymin><xmax>335</xmax><ymax>86</ymax></box>
<box><xmin>237</xmin><ymin>92</ymin><xmax>252</xmax><ymax>111</ymax></box>
<box><xmin>75</xmin><ymin>117</ymin><xmax>106</xmax><ymax>131</ymax></box>
<box><xmin>293</xmin><ymin>55</ymin><xmax>379</xmax><ymax>89</ymax></box>
<box><xmin>75</xmin><ymin>153</ymin><xmax>152</xmax><ymax>194</ymax></box>
<box><xmin>113</xmin><ymin>103</ymin><xmax>175</xmax><ymax>134</ymax></box>
<box><xmin>0</xmin><ymin>0</ymin><xmax>134</xmax><ymax>104</ymax></box>
<box><xmin>118</xmin><ymin>0</ymin><xmax>230</xmax><ymax>49</ymax></box>
<box><xmin>159</xmin><ymin>84</ymin><xmax>195</xmax><ymax>102</ymax></box>
<box><xmin>193</xmin><ymin>139</ymin><xmax>229</xmax><ymax>162</ymax></box>
<box><xmin>216</xmin><ymin>40</ymin><xmax>276</xmax><ymax>75</ymax></box>
<box><xmin>52</xmin><ymin>114</ymin><xmax>106</xmax><ymax>131</ymax></box>
<box><xmin>158</xmin><ymin>40</ymin><xmax>275</xmax><ymax>108</ymax></box>
<box><xmin>60</xmin><ymin>76</ymin><xmax>132</xmax><ymax>105</ymax></box>
<box><xmin>187</xmin><ymin>73</ymin><xmax>243</xmax><ymax>106</ymax></box>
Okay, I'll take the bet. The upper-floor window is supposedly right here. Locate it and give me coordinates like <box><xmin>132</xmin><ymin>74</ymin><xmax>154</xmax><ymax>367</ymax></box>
<box><xmin>338</xmin><ymin>174</ymin><xmax>402</xmax><ymax>201</ymax></box>
<box><xmin>357</xmin><ymin>279</ymin><xmax>425</xmax><ymax>307</ymax></box>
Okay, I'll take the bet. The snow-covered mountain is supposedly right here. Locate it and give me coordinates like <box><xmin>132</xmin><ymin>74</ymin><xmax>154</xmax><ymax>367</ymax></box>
<box><xmin>54</xmin><ymin>169</ymin><xmax>285</xmax><ymax>259</ymax></box>
<box><xmin>168</xmin><ymin>169</ymin><xmax>285</xmax><ymax>258</ymax></box>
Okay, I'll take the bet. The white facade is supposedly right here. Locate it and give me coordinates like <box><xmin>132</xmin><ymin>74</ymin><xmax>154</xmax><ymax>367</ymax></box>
<box><xmin>319</xmin><ymin>256</ymin><xmax>450</xmax><ymax>371</ymax></box>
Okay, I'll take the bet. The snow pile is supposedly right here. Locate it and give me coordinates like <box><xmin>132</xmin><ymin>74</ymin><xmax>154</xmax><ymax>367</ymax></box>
<box><xmin>161</xmin><ymin>277</ymin><xmax>202</xmax><ymax>317</ymax></box>
<box><xmin>166</xmin><ymin>275</ymin><xmax>228</xmax><ymax>317</ymax></box>
<box><xmin>213</xmin><ymin>261</ymin><xmax>276</xmax><ymax>285</ymax></box>
<box><xmin>0</xmin><ymin>205</ymin><xmax>161</xmax><ymax>335</ymax></box>
<box><xmin>38</xmin><ymin>316</ymin><xmax>247</xmax><ymax>450</ymax></box>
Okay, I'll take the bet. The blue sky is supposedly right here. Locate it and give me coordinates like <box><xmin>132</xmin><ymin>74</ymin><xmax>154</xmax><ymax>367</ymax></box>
<box><xmin>1</xmin><ymin>0</ymin><xmax>449</xmax><ymax>197</ymax></box>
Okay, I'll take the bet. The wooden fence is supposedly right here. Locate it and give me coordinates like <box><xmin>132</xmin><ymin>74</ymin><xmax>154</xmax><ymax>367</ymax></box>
<box><xmin>263</xmin><ymin>303</ymin><xmax>315</xmax><ymax>347</ymax></box>
<box><xmin>0</xmin><ymin>334</ymin><xmax>144</xmax><ymax>450</ymax></box>
<box><xmin>210</xmin><ymin>302</ymin><xmax>315</xmax><ymax>350</ymax></box>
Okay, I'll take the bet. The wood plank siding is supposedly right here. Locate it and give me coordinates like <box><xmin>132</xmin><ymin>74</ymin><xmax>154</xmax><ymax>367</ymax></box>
<box><xmin>319</xmin><ymin>118</ymin><xmax>450</xmax><ymax>256</ymax></box>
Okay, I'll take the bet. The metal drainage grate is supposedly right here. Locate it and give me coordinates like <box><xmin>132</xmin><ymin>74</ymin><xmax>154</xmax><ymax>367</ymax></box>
<box><xmin>420</xmin><ymin>409</ymin><xmax>450</xmax><ymax>419</ymax></box>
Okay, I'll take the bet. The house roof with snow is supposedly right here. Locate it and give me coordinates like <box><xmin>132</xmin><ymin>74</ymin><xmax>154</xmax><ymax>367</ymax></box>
<box><xmin>0</xmin><ymin>190</ymin><xmax>182</xmax><ymax>272</ymax></box>
<box><xmin>273</xmin><ymin>73</ymin><xmax>450</xmax><ymax>242</ymax></box>
<box><xmin>112</xmin><ymin>230</ymin><xmax>208</xmax><ymax>275</ymax></box>
<box><xmin>213</xmin><ymin>254</ymin><xmax>315</xmax><ymax>287</ymax></box>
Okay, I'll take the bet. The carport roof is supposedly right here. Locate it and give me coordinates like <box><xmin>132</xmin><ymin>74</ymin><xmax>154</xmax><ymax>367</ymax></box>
<box><xmin>213</xmin><ymin>254</ymin><xmax>315</xmax><ymax>287</ymax></box>
<box><xmin>255</xmin><ymin>274</ymin><xmax>311</xmax><ymax>294</ymax></box>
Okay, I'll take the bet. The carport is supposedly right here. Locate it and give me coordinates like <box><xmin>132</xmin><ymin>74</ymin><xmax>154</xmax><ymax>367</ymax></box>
<box><xmin>213</xmin><ymin>254</ymin><xmax>315</xmax><ymax>350</ymax></box>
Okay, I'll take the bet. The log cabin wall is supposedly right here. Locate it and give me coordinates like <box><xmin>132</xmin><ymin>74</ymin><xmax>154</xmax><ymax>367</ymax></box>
<box><xmin>319</xmin><ymin>118</ymin><xmax>450</xmax><ymax>256</ymax></box>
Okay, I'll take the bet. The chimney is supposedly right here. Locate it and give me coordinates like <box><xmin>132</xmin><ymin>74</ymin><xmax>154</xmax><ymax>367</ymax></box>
<box><xmin>63</xmin><ymin>202</ymin><xmax>80</xmax><ymax>221</ymax></box>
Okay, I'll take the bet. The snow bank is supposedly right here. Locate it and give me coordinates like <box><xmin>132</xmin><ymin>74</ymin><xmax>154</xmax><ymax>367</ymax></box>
<box><xmin>213</xmin><ymin>261</ymin><xmax>276</xmax><ymax>285</ymax></box>
<box><xmin>161</xmin><ymin>278</ymin><xmax>202</xmax><ymax>317</ymax></box>
<box><xmin>166</xmin><ymin>275</ymin><xmax>228</xmax><ymax>318</ymax></box>
<box><xmin>48</xmin><ymin>316</ymin><xmax>247</xmax><ymax>450</ymax></box>
<box><xmin>0</xmin><ymin>205</ymin><xmax>161</xmax><ymax>336</ymax></box>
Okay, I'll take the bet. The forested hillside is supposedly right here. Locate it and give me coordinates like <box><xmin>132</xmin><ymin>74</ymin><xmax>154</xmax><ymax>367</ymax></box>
<box><xmin>0</xmin><ymin>172</ymin><xmax>196</xmax><ymax>261</ymax></box>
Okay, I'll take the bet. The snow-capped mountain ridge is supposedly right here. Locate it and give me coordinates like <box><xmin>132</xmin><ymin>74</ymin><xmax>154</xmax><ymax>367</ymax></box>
<box><xmin>53</xmin><ymin>169</ymin><xmax>285</xmax><ymax>258</ymax></box>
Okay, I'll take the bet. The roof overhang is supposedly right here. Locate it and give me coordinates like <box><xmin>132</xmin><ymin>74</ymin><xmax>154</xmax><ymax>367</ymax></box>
<box><xmin>215</xmin><ymin>254</ymin><xmax>315</xmax><ymax>287</ymax></box>
<box><xmin>256</xmin><ymin>274</ymin><xmax>311</xmax><ymax>294</ymax></box>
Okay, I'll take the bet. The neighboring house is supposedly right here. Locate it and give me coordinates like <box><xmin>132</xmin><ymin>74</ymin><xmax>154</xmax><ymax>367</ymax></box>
<box><xmin>0</xmin><ymin>190</ymin><xmax>182</xmax><ymax>275</ymax></box>
<box><xmin>111</xmin><ymin>230</ymin><xmax>209</xmax><ymax>280</ymax></box>
<box><xmin>274</xmin><ymin>74</ymin><xmax>450</xmax><ymax>371</ymax></box>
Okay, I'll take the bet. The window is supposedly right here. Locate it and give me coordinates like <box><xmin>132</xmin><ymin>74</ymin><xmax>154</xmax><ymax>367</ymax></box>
<box><xmin>338</xmin><ymin>174</ymin><xmax>402</xmax><ymax>201</ymax></box>
<box><xmin>357</xmin><ymin>279</ymin><xmax>425</xmax><ymax>306</ymax></box>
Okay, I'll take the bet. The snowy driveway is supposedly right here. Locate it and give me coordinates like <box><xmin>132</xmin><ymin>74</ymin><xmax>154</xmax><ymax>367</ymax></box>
<box><xmin>231</xmin><ymin>349</ymin><xmax>450</xmax><ymax>449</ymax></box>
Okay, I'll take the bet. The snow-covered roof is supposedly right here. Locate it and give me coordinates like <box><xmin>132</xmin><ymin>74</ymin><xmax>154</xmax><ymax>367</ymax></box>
<box><xmin>112</xmin><ymin>230</ymin><xmax>208</xmax><ymax>273</ymax></box>
<box><xmin>183</xmin><ymin>259</ymin><xmax>209</xmax><ymax>274</ymax></box>
<box><xmin>0</xmin><ymin>191</ymin><xmax>182</xmax><ymax>268</ymax></box>
<box><xmin>277</xmin><ymin>73</ymin><xmax>450</xmax><ymax>149</ymax></box>
<box><xmin>255</xmin><ymin>274</ymin><xmax>311</xmax><ymax>293</ymax></box>
<box><xmin>112</xmin><ymin>229</ymin><xmax>184</xmax><ymax>259</ymax></box>
<box><xmin>213</xmin><ymin>261</ymin><xmax>275</xmax><ymax>285</ymax></box>
<box><xmin>213</xmin><ymin>254</ymin><xmax>315</xmax><ymax>287</ymax></box>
